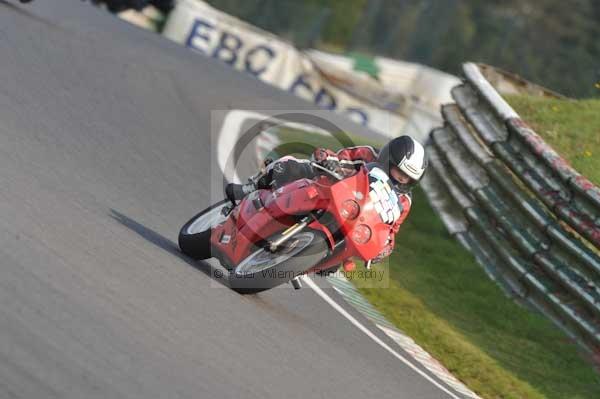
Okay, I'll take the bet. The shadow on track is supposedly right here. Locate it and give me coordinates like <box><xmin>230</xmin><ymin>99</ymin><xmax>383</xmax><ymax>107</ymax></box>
<box><xmin>109</xmin><ymin>209</ymin><xmax>230</xmax><ymax>289</ymax></box>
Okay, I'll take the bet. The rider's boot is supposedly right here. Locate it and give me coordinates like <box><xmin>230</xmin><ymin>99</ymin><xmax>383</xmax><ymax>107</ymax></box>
<box><xmin>225</xmin><ymin>182</ymin><xmax>257</xmax><ymax>202</ymax></box>
<box><xmin>225</xmin><ymin>160</ymin><xmax>273</xmax><ymax>202</ymax></box>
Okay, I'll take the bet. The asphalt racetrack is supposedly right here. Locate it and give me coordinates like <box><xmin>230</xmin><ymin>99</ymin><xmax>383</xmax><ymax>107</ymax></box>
<box><xmin>0</xmin><ymin>1</ymin><xmax>458</xmax><ymax>398</ymax></box>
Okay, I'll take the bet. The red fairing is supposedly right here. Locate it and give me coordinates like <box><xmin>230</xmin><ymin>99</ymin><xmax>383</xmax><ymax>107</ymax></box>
<box><xmin>380</xmin><ymin>194</ymin><xmax>411</xmax><ymax>258</ymax></box>
<box><xmin>210</xmin><ymin>165</ymin><xmax>409</xmax><ymax>273</ymax></box>
<box><xmin>317</xmin><ymin>145</ymin><xmax>412</xmax><ymax>257</ymax></box>
<box><xmin>336</xmin><ymin>146</ymin><xmax>378</xmax><ymax>163</ymax></box>
<box><xmin>210</xmin><ymin>178</ymin><xmax>323</xmax><ymax>266</ymax></box>
<box><xmin>312</xmin><ymin>146</ymin><xmax>378</xmax><ymax>165</ymax></box>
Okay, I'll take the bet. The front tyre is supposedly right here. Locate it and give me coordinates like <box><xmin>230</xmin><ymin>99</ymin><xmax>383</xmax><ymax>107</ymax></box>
<box><xmin>179</xmin><ymin>200</ymin><xmax>229</xmax><ymax>260</ymax></box>
<box><xmin>229</xmin><ymin>230</ymin><xmax>329</xmax><ymax>294</ymax></box>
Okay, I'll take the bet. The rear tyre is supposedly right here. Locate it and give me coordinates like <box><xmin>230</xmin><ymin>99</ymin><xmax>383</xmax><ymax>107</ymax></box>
<box><xmin>229</xmin><ymin>230</ymin><xmax>329</xmax><ymax>294</ymax></box>
<box><xmin>178</xmin><ymin>200</ymin><xmax>229</xmax><ymax>260</ymax></box>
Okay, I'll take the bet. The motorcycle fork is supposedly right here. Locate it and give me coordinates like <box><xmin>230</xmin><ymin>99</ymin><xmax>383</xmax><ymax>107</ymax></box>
<box><xmin>267</xmin><ymin>206</ymin><xmax>330</xmax><ymax>252</ymax></box>
<box><xmin>268</xmin><ymin>215</ymin><xmax>310</xmax><ymax>252</ymax></box>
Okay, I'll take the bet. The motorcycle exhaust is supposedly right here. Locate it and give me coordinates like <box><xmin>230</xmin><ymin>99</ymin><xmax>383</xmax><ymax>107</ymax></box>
<box><xmin>268</xmin><ymin>216</ymin><xmax>310</xmax><ymax>252</ymax></box>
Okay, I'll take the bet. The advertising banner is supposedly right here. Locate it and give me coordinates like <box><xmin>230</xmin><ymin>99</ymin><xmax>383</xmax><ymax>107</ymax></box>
<box><xmin>163</xmin><ymin>0</ymin><xmax>406</xmax><ymax>137</ymax></box>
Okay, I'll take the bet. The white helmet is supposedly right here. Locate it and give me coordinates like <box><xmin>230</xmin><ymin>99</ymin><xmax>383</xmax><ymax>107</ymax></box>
<box><xmin>376</xmin><ymin>135</ymin><xmax>427</xmax><ymax>192</ymax></box>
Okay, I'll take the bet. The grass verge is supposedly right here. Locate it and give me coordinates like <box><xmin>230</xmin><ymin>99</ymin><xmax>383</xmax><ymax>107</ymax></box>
<box><xmin>271</xmin><ymin>125</ymin><xmax>600</xmax><ymax>398</ymax></box>
<box><xmin>353</xmin><ymin>187</ymin><xmax>600</xmax><ymax>399</ymax></box>
<box><xmin>504</xmin><ymin>95</ymin><xmax>600</xmax><ymax>185</ymax></box>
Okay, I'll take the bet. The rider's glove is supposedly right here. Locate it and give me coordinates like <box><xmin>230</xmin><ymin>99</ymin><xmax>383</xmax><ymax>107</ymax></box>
<box><xmin>372</xmin><ymin>235</ymin><xmax>393</xmax><ymax>264</ymax></box>
<box><xmin>372</xmin><ymin>247</ymin><xmax>392</xmax><ymax>264</ymax></box>
<box><xmin>312</xmin><ymin>148</ymin><xmax>335</xmax><ymax>162</ymax></box>
<box><xmin>312</xmin><ymin>148</ymin><xmax>340</xmax><ymax>172</ymax></box>
<box><xmin>322</xmin><ymin>157</ymin><xmax>341</xmax><ymax>172</ymax></box>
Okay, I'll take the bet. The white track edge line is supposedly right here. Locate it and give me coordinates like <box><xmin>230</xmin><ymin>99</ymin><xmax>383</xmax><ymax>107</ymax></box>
<box><xmin>302</xmin><ymin>276</ymin><xmax>460</xmax><ymax>399</ymax></box>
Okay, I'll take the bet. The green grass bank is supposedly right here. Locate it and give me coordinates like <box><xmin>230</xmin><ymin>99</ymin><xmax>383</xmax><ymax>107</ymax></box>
<box><xmin>272</xmin><ymin>118</ymin><xmax>600</xmax><ymax>398</ymax></box>
<box><xmin>505</xmin><ymin>95</ymin><xmax>600</xmax><ymax>186</ymax></box>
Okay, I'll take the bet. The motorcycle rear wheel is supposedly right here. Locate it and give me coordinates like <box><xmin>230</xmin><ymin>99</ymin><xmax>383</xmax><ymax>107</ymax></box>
<box><xmin>229</xmin><ymin>230</ymin><xmax>328</xmax><ymax>294</ymax></box>
<box><xmin>178</xmin><ymin>200</ymin><xmax>229</xmax><ymax>260</ymax></box>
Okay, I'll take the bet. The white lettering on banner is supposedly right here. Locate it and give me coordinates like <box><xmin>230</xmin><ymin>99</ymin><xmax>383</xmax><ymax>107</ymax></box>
<box><xmin>163</xmin><ymin>0</ymin><xmax>406</xmax><ymax>137</ymax></box>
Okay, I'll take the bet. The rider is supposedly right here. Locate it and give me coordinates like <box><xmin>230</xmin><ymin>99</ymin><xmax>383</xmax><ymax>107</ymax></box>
<box><xmin>225</xmin><ymin>135</ymin><xmax>428</xmax><ymax>264</ymax></box>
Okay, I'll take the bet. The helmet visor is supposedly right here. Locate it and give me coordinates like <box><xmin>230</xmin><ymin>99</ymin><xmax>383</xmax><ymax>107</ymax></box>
<box><xmin>389</xmin><ymin>164</ymin><xmax>412</xmax><ymax>185</ymax></box>
<box><xmin>388</xmin><ymin>164</ymin><xmax>416</xmax><ymax>193</ymax></box>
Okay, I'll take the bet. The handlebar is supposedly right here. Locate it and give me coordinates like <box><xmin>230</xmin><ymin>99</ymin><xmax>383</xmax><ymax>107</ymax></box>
<box><xmin>310</xmin><ymin>161</ymin><xmax>344</xmax><ymax>181</ymax></box>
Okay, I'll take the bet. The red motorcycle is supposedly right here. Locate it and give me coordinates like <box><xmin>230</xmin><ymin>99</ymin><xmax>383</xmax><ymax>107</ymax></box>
<box><xmin>179</xmin><ymin>162</ymin><xmax>401</xmax><ymax>294</ymax></box>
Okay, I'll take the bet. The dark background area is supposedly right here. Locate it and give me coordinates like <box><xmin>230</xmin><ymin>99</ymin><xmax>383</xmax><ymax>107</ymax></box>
<box><xmin>93</xmin><ymin>0</ymin><xmax>600</xmax><ymax>97</ymax></box>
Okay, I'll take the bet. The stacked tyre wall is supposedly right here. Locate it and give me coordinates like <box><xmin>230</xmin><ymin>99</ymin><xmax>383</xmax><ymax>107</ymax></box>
<box><xmin>422</xmin><ymin>63</ymin><xmax>600</xmax><ymax>354</ymax></box>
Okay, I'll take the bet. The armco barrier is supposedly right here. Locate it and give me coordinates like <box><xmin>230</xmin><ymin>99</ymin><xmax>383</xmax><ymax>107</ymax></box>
<box><xmin>462</xmin><ymin>64</ymin><xmax>600</xmax><ymax>248</ymax></box>
<box><xmin>425</xmin><ymin>63</ymin><xmax>600</xmax><ymax>354</ymax></box>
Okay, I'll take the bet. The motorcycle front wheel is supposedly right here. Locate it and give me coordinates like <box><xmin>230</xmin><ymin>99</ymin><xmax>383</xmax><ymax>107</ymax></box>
<box><xmin>229</xmin><ymin>230</ymin><xmax>328</xmax><ymax>294</ymax></box>
<box><xmin>178</xmin><ymin>200</ymin><xmax>229</xmax><ymax>260</ymax></box>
